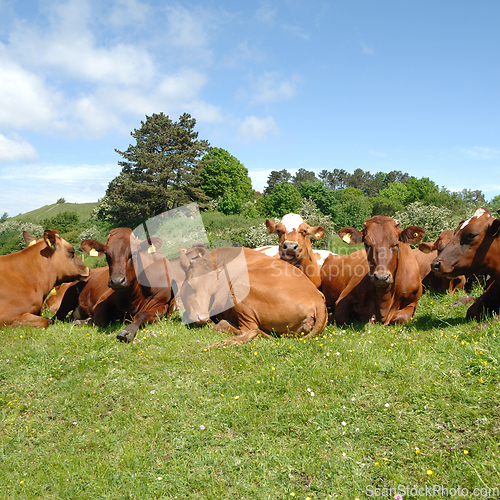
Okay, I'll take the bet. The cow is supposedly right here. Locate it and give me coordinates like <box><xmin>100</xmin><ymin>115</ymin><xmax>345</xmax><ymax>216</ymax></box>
<box><xmin>263</xmin><ymin>214</ymin><xmax>333</xmax><ymax>288</ymax></box>
<box><xmin>0</xmin><ymin>230</ymin><xmax>89</xmax><ymax>328</ymax></box>
<box><xmin>413</xmin><ymin>230</ymin><xmax>466</xmax><ymax>294</ymax></box>
<box><xmin>176</xmin><ymin>246</ymin><xmax>328</xmax><ymax>344</ymax></box>
<box><xmin>431</xmin><ymin>207</ymin><xmax>500</xmax><ymax>320</ymax></box>
<box><xmin>66</xmin><ymin>228</ymin><xmax>176</xmax><ymax>342</ymax></box>
<box><xmin>320</xmin><ymin>216</ymin><xmax>425</xmax><ymax>325</ymax></box>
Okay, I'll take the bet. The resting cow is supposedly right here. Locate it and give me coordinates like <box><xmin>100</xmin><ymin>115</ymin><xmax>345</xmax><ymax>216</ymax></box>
<box><xmin>321</xmin><ymin>216</ymin><xmax>424</xmax><ymax>325</ymax></box>
<box><xmin>177</xmin><ymin>246</ymin><xmax>328</xmax><ymax>343</ymax></box>
<box><xmin>413</xmin><ymin>230</ymin><xmax>466</xmax><ymax>294</ymax></box>
<box><xmin>0</xmin><ymin>230</ymin><xmax>89</xmax><ymax>327</ymax></box>
<box><xmin>69</xmin><ymin>228</ymin><xmax>176</xmax><ymax>342</ymax></box>
<box><xmin>262</xmin><ymin>214</ymin><xmax>333</xmax><ymax>288</ymax></box>
<box><xmin>431</xmin><ymin>207</ymin><xmax>500</xmax><ymax>320</ymax></box>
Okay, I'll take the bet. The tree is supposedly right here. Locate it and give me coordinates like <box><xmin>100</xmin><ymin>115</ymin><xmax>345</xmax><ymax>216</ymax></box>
<box><xmin>95</xmin><ymin>112</ymin><xmax>210</xmax><ymax>226</ymax></box>
<box><xmin>200</xmin><ymin>148</ymin><xmax>253</xmax><ymax>202</ymax></box>
<box><xmin>292</xmin><ymin>168</ymin><xmax>317</xmax><ymax>188</ymax></box>
<box><xmin>378</xmin><ymin>182</ymin><xmax>410</xmax><ymax>206</ymax></box>
<box><xmin>264</xmin><ymin>169</ymin><xmax>292</xmax><ymax>195</ymax></box>
<box><xmin>318</xmin><ymin>168</ymin><xmax>348</xmax><ymax>190</ymax></box>
<box><xmin>264</xmin><ymin>182</ymin><xmax>302</xmax><ymax>218</ymax></box>
<box><xmin>0</xmin><ymin>212</ymin><xmax>8</xmax><ymax>223</ymax></box>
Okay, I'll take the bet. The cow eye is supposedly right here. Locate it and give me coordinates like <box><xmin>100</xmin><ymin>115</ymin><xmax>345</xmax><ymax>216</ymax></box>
<box><xmin>465</xmin><ymin>233</ymin><xmax>477</xmax><ymax>243</ymax></box>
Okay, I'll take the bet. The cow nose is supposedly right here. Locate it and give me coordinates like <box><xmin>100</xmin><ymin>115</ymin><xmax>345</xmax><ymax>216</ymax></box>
<box><xmin>194</xmin><ymin>313</ymin><xmax>210</xmax><ymax>326</ymax></box>
<box><xmin>109</xmin><ymin>276</ymin><xmax>127</xmax><ymax>288</ymax></box>
<box><xmin>431</xmin><ymin>260</ymin><xmax>441</xmax><ymax>272</ymax></box>
<box><xmin>283</xmin><ymin>242</ymin><xmax>299</xmax><ymax>252</ymax></box>
<box><xmin>373</xmin><ymin>272</ymin><xmax>392</xmax><ymax>284</ymax></box>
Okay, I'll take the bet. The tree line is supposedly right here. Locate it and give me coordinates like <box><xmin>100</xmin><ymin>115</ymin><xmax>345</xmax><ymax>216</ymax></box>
<box><xmin>92</xmin><ymin>111</ymin><xmax>499</xmax><ymax>236</ymax></box>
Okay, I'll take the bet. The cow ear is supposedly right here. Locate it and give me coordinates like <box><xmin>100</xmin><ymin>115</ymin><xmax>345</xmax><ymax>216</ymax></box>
<box><xmin>23</xmin><ymin>231</ymin><xmax>37</xmax><ymax>247</ymax></box>
<box><xmin>265</xmin><ymin>219</ymin><xmax>278</xmax><ymax>235</ymax></box>
<box><xmin>307</xmin><ymin>225</ymin><xmax>325</xmax><ymax>240</ymax></box>
<box><xmin>489</xmin><ymin>218</ymin><xmax>500</xmax><ymax>238</ymax></box>
<box><xmin>80</xmin><ymin>239</ymin><xmax>105</xmax><ymax>256</ymax></box>
<box><xmin>138</xmin><ymin>237</ymin><xmax>163</xmax><ymax>253</ymax></box>
<box><xmin>400</xmin><ymin>226</ymin><xmax>425</xmax><ymax>244</ymax></box>
<box><xmin>43</xmin><ymin>230</ymin><xmax>59</xmax><ymax>250</ymax></box>
<box><xmin>179</xmin><ymin>247</ymin><xmax>190</xmax><ymax>272</ymax></box>
<box><xmin>418</xmin><ymin>241</ymin><xmax>434</xmax><ymax>254</ymax></box>
<box><xmin>338</xmin><ymin>227</ymin><xmax>363</xmax><ymax>245</ymax></box>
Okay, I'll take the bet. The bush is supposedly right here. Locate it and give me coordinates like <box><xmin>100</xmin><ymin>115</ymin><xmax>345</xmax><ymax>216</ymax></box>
<box><xmin>41</xmin><ymin>211</ymin><xmax>79</xmax><ymax>233</ymax></box>
<box><xmin>394</xmin><ymin>201</ymin><xmax>460</xmax><ymax>241</ymax></box>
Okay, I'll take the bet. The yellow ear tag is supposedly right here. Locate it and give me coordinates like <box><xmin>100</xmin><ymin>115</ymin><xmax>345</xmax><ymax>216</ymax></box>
<box><xmin>414</xmin><ymin>232</ymin><xmax>419</xmax><ymax>238</ymax></box>
<box><xmin>89</xmin><ymin>248</ymin><xmax>99</xmax><ymax>257</ymax></box>
<box><xmin>46</xmin><ymin>239</ymin><xmax>52</xmax><ymax>247</ymax></box>
<box><xmin>148</xmin><ymin>244</ymin><xmax>156</xmax><ymax>254</ymax></box>
<box><xmin>29</xmin><ymin>240</ymin><xmax>37</xmax><ymax>247</ymax></box>
<box><xmin>342</xmin><ymin>233</ymin><xmax>351</xmax><ymax>244</ymax></box>
<box><xmin>315</xmin><ymin>232</ymin><xmax>321</xmax><ymax>238</ymax></box>
<box><xmin>50</xmin><ymin>288</ymin><xmax>57</xmax><ymax>295</ymax></box>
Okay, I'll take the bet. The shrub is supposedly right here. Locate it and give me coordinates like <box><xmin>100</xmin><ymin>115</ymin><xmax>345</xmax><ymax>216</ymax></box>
<box><xmin>394</xmin><ymin>201</ymin><xmax>460</xmax><ymax>241</ymax></box>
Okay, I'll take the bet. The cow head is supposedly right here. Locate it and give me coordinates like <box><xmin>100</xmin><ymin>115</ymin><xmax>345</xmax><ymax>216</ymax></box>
<box><xmin>338</xmin><ymin>216</ymin><xmax>424</xmax><ymax>287</ymax></box>
<box><xmin>418</xmin><ymin>230</ymin><xmax>454</xmax><ymax>254</ymax></box>
<box><xmin>431</xmin><ymin>207</ymin><xmax>500</xmax><ymax>277</ymax></box>
<box><xmin>266</xmin><ymin>214</ymin><xmax>325</xmax><ymax>265</ymax></box>
<box><xmin>81</xmin><ymin>228</ymin><xmax>163</xmax><ymax>290</ymax></box>
<box><xmin>41</xmin><ymin>229</ymin><xmax>89</xmax><ymax>284</ymax></box>
<box><xmin>178</xmin><ymin>248</ymin><xmax>220</xmax><ymax>326</ymax></box>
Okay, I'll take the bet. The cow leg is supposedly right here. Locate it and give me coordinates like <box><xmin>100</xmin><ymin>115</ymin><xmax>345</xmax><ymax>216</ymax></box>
<box><xmin>13</xmin><ymin>313</ymin><xmax>51</xmax><ymax>328</ymax></box>
<box><xmin>117</xmin><ymin>309</ymin><xmax>166</xmax><ymax>343</ymax></box>
<box><xmin>388</xmin><ymin>304</ymin><xmax>417</xmax><ymax>324</ymax></box>
<box><xmin>466</xmin><ymin>280</ymin><xmax>500</xmax><ymax>321</ymax></box>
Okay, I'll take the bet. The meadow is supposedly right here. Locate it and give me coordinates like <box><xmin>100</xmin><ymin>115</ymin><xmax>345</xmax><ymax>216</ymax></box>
<box><xmin>0</xmin><ymin>285</ymin><xmax>499</xmax><ymax>499</ymax></box>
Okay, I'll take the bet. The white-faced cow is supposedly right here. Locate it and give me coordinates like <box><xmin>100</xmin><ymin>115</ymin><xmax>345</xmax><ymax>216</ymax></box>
<box><xmin>262</xmin><ymin>214</ymin><xmax>333</xmax><ymax>288</ymax></box>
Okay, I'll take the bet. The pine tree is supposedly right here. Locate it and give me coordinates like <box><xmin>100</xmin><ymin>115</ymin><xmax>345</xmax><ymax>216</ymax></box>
<box><xmin>96</xmin><ymin>112</ymin><xmax>210</xmax><ymax>226</ymax></box>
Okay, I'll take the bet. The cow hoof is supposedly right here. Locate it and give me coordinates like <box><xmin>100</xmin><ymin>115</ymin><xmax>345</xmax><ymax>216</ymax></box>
<box><xmin>117</xmin><ymin>329</ymin><xmax>136</xmax><ymax>343</ymax></box>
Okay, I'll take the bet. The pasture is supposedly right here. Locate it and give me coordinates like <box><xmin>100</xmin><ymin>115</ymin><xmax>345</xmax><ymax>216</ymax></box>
<box><xmin>1</xmin><ymin>288</ymin><xmax>499</xmax><ymax>499</ymax></box>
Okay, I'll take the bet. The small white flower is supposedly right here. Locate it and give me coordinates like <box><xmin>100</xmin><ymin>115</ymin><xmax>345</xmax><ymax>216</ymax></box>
<box><xmin>310</xmin><ymin>392</ymin><xmax>315</xmax><ymax>397</ymax></box>
<box><xmin>341</xmin><ymin>421</ymin><xmax>347</xmax><ymax>426</ymax></box>
<box><xmin>385</xmin><ymin>403</ymin><xmax>390</xmax><ymax>407</ymax></box>
<box><xmin>157</xmin><ymin>477</ymin><xmax>163</xmax><ymax>481</ymax></box>
<box><xmin>307</xmin><ymin>388</ymin><xmax>311</xmax><ymax>392</ymax></box>
<box><xmin>150</xmin><ymin>390</ymin><xmax>156</xmax><ymax>394</ymax></box>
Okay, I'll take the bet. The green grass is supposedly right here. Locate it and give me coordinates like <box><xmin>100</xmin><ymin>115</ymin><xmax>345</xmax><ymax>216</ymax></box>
<box><xmin>0</xmin><ymin>291</ymin><xmax>499</xmax><ymax>499</ymax></box>
<box><xmin>9</xmin><ymin>202</ymin><xmax>97</xmax><ymax>223</ymax></box>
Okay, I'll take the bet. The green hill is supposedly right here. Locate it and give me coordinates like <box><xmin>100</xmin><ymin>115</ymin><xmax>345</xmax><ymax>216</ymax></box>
<box><xmin>10</xmin><ymin>202</ymin><xmax>98</xmax><ymax>223</ymax></box>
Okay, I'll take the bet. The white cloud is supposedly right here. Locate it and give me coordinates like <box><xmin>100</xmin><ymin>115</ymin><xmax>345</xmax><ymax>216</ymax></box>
<box><xmin>166</xmin><ymin>5</ymin><xmax>212</xmax><ymax>53</ymax></box>
<box><xmin>109</xmin><ymin>0</ymin><xmax>150</xmax><ymax>26</ymax></box>
<box><xmin>247</xmin><ymin>72</ymin><xmax>300</xmax><ymax>105</ymax></box>
<box><xmin>256</xmin><ymin>4</ymin><xmax>277</xmax><ymax>24</ymax></box>
<box><xmin>0</xmin><ymin>55</ymin><xmax>67</xmax><ymax>131</ymax></box>
<box><xmin>238</xmin><ymin>116</ymin><xmax>279</xmax><ymax>141</ymax></box>
<box><xmin>0</xmin><ymin>134</ymin><xmax>39</xmax><ymax>163</ymax></box>
<box><xmin>457</xmin><ymin>147</ymin><xmax>500</xmax><ymax>160</ymax></box>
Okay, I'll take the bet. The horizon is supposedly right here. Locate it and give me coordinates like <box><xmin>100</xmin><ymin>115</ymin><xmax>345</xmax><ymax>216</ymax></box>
<box><xmin>0</xmin><ymin>0</ymin><xmax>498</xmax><ymax>217</ymax></box>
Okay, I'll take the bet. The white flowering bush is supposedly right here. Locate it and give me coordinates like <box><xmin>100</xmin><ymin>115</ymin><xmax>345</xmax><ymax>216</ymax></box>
<box><xmin>0</xmin><ymin>221</ymin><xmax>44</xmax><ymax>239</ymax></box>
<box><xmin>394</xmin><ymin>202</ymin><xmax>460</xmax><ymax>242</ymax></box>
<box><xmin>78</xmin><ymin>226</ymin><xmax>102</xmax><ymax>243</ymax></box>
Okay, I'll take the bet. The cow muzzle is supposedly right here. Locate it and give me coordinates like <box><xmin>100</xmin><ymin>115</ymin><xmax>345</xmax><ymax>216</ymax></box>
<box><xmin>280</xmin><ymin>241</ymin><xmax>302</xmax><ymax>262</ymax></box>
<box><xmin>108</xmin><ymin>276</ymin><xmax>128</xmax><ymax>289</ymax></box>
<box><xmin>371</xmin><ymin>271</ymin><xmax>394</xmax><ymax>287</ymax></box>
<box><xmin>183</xmin><ymin>310</ymin><xmax>210</xmax><ymax>326</ymax></box>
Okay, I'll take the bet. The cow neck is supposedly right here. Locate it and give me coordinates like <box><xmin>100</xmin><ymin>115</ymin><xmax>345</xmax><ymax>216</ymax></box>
<box><xmin>374</xmin><ymin>243</ymin><xmax>400</xmax><ymax>324</ymax></box>
<box><xmin>212</xmin><ymin>250</ymin><xmax>239</xmax><ymax>306</ymax></box>
<box><xmin>295</xmin><ymin>242</ymin><xmax>322</xmax><ymax>288</ymax></box>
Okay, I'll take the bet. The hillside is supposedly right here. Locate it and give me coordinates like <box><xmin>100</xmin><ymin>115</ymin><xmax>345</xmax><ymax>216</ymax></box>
<box><xmin>9</xmin><ymin>202</ymin><xmax>98</xmax><ymax>223</ymax></box>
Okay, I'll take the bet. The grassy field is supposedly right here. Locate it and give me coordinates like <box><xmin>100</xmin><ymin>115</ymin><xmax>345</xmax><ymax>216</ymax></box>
<box><xmin>0</xmin><ymin>289</ymin><xmax>499</xmax><ymax>499</ymax></box>
<box><xmin>9</xmin><ymin>202</ymin><xmax>98</xmax><ymax>223</ymax></box>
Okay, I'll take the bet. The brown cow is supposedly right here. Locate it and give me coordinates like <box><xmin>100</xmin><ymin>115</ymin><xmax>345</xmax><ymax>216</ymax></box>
<box><xmin>177</xmin><ymin>246</ymin><xmax>328</xmax><ymax>343</ymax></box>
<box><xmin>413</xmin><ymin>230</ymin><xmax>466</xmax><ymax>294</ymax></box>
<box><xmin>68</xmin><ymin>228</ymin><xmax>176</xmax><ymax>342</ymax></box>
<box><xmin>431</xmin><ymin>207</ymin><xmax>500</xmax><ymax>320</ymax></box>
<box><xmin>321</xmin><ymin>216</ymin><xmax>424</xmax><ymax>325</ymax></box>
<box><xmin>264</xmin><ymin>214</ymin><xmax>331</xmax><ymax>288</ymax></box>
<box><xmin>0</xmin><ymin>230</ymin><xmax>89</xmax><ymax>327</ymax></box>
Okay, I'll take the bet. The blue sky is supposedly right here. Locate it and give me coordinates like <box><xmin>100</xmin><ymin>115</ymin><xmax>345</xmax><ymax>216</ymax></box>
<box><xmin>0</xmin><ymin>0</ymin><xmax>499</xmax><ymax>217</ymax></box>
